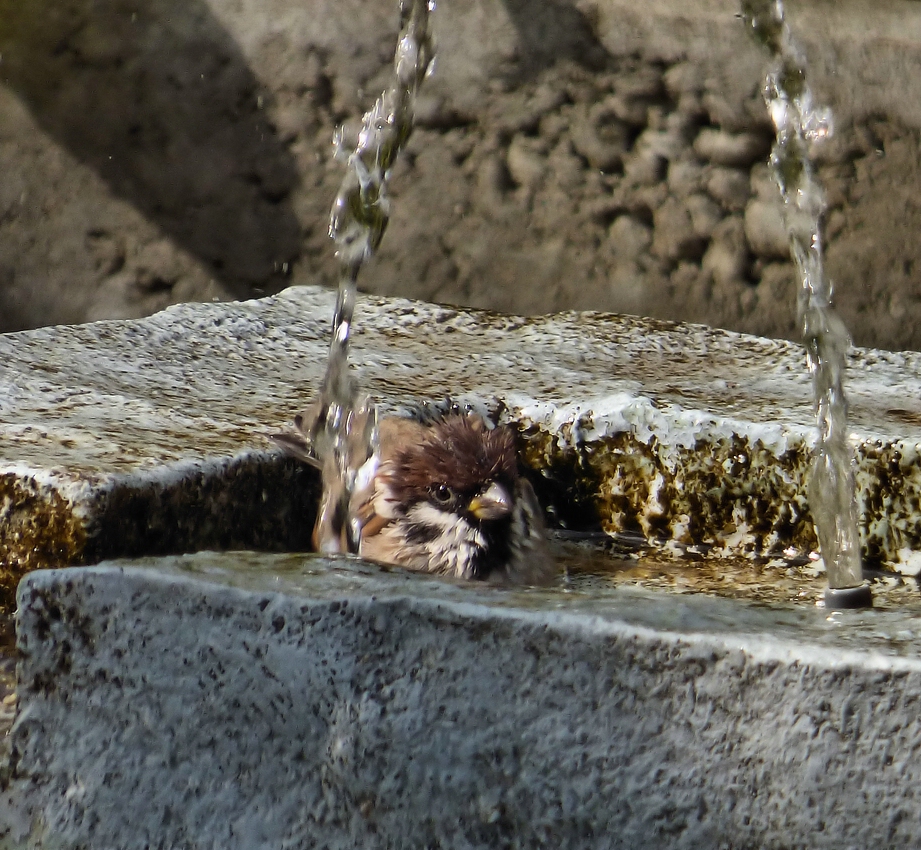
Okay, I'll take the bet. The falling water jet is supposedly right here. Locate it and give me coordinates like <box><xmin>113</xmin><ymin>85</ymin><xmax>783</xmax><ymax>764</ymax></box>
<box><xmin>305</xmin><ymin>0</ymin><xmax>435</xmax><ymax>554</ymax></box>
<box><xmin>740</xmin><ymin>0</ymin><xmax>871</xmax><ymax>608</ymax></box>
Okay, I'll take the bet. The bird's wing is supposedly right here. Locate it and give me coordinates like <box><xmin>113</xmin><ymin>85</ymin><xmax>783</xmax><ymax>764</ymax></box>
<box><xmin>496</xmin><ymin>478</ymin><xmax>557</xmax><ymax>586</ymax></box>
<box><xmin>269</xmin><ymin>431</ymin><xmax>321</xmax><ymax>468</ymax></box>
<box><xmin>352</xmin><ymin>415</ymin><xmax>430</xmax><ymax>562</ymax></box>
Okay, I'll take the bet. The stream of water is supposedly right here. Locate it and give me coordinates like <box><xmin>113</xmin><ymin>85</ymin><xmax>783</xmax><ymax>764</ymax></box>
<box><xmin>306</xmin><ymin>0</ymin><xmax>435</xmax><ymax>554</ymax></box>
<box><xmin>306</xmin><ymin>0</ymin><xmax>867</xmax><ymax>598</ymax></box>
<box><xmin>740</xmin><ymin>0</ymin><xmax>864</xmax><ymax>594</ymax></box>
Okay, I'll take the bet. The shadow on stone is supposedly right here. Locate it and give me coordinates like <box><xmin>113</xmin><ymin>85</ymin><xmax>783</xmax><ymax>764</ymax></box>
<box><xmin>86</xmin><ymin>455</ymin><xmax>321</xmax><ymax>564</ymax></box>
<box><xmin>0</xmin><ymin>455</ymin><xmax>321</xmax><ymax>618</ymax></box>
<box><xmin>500</xmin><ymin>0</ymin><xmax>612</xmax><ymax>78</ymax></box>
<box><xmin>0</xmin><ymin>0</ymin><xmax>302</xmax><ymax>298</ymax></box>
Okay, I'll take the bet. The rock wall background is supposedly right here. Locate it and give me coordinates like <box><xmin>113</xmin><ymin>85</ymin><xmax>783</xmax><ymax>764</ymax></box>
<box><xmin>2</xmin><ymin>0</ymin><xmax>921</xmax><ymax>350</ymax></box>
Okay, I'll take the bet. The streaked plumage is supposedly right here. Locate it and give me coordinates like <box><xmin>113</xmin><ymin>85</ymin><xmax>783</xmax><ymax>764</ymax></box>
<box><xmin>273</xmin><ymin>410</ymin><xmax>555</xmax><ymax>585</ymax></box>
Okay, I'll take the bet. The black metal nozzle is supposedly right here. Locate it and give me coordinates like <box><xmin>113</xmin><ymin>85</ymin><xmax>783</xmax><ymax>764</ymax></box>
<box><xmin>824</xmin><ymin>584</ymin><xmax>873</xmax><ymax>610</ymax></box>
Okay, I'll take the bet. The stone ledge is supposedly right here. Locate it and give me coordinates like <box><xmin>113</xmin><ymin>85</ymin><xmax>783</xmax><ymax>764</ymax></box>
<box><xmin>4</xmin><ymin>285</ymin><xmax>921</xmax><ymax>606</ymax></box>
<box><xmin>3</xmin><ymin>555</ymin><xmax>921</xmax><ymax>849</ymax></box>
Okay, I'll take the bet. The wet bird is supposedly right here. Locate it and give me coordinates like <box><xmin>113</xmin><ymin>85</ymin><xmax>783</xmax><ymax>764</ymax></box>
<box><xmin>273</xmin><ymin>409</ymin><xmax>555</xmax><ymax>585</ymax></box>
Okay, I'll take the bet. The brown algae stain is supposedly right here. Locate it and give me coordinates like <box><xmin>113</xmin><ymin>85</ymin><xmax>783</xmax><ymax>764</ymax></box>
<box><xmin>0</xmin><ymin>473</ymin><xmax>88</xmax><ymax>613</ymax></box>
<box><xmin>520</xmin><ymin>424</ymin><xmax>819</xmax><ymax>558</ymax></box>
<box><xmin>857</xmin><ymin>439</ymin><xmax>921</xmax><ymax>570</ymax></box>
<box><xmin>520</xmin><ymin>418</ymin><xmax>921</xmax><ymax>576</ymax></box>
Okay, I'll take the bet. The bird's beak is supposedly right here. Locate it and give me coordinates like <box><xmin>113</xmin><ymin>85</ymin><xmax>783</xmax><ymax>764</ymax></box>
<box><xmin>468</xmin><ymin>481</ymin><xmax>512</xmax><ymax>520</ymax></box>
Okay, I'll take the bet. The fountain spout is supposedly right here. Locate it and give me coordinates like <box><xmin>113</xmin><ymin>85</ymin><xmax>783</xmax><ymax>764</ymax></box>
<box><xmin>740</xmin><ymin>0</ymin><xmax>871</xmax><ymax>608</ymax></box>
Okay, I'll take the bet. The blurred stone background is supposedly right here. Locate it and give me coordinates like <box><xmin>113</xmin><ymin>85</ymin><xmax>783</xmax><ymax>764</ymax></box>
<box><xmin>2</xmin><ymin>0</ymin><xmax>921</xmax><ymax>350</ymax></box>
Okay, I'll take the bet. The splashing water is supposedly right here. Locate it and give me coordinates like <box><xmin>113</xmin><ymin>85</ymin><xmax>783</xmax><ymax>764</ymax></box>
<box><xmin>740</xmin><ymin>0</ymin><xmax>863</xmax><ymax>591</ymax></box>
<box><xmin>307</xmin><ymin>0</ymin><xmax>435</xmax><ymax>554</ymax></box>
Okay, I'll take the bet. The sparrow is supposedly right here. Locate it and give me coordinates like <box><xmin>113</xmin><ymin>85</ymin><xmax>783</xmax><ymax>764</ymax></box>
<box><xmin>273</xmin><ymin>408</ymin><xmax>555</xmax><ymax>585</ymax></box>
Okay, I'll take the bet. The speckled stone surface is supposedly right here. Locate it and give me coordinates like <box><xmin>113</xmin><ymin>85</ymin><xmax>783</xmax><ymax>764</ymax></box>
<box><xmin>3</xmin><ymin>283</ymin><xmax>921</xmax><ymax>603</ymax></box>
<box><xmin>4</xmin><ymin>554</ymin><xmax>921</xmax><ymax>849</ymax></box>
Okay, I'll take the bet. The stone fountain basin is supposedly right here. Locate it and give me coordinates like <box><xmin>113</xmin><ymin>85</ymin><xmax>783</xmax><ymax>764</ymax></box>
<box><xmin>4</xmin><ymin>285</ymin><xmax>921</xmax><ymax>845</ymax></box>
<box><xmin>3</xmin><ymin>282</ymin><xmax>921</xmax><ymax>604</ymax></box>
<box><xmin>4</xmin><ymin>551</ymin><xmax>921</xmax><ymax>848</ymax></box>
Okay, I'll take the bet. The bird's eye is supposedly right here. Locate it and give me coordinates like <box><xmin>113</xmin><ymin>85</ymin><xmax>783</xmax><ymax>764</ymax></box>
<box><xmin>430</xmin><ymin>484</ymin><xmax>454</xmax><ymax>504</ymax></box>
